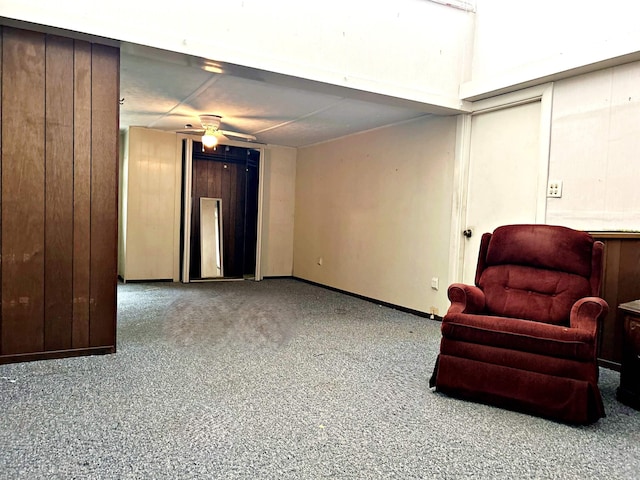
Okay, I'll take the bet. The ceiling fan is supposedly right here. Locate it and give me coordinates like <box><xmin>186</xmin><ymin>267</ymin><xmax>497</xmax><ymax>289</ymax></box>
<box><xmin>178</xmin><ymin>114</ymin><xmax>257</xmax><ymax>147</ymax></box>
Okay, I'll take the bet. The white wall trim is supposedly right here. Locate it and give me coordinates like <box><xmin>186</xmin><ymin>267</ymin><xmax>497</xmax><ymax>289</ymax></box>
<box><xmin>172</xmin><ymin>136</ymin><xmax>183</xmax><ymax>282</ymax></box>
<box><xmin>427</xmin><ymin>0</ymin><xmax>476</xmax><ymax>12</ymax></box>
<box><xmin>470</xmin><ymin>83</ymin><xmax>551</xmax><ymax>114</ymax></box>
<box><xmin>254</xmin><ymin>146</ymin><xmax>266</xmax><ymax>281</ymax></box>
<box><xmin>535</xmin><ymin>84</ymin><xmax>554</xmax><ymax>224</ymax></box>
<box><xmin>179</xmin><ymin>136</ymin><xmax>265</xmax><ymax>282</ymax></box>
<box><xmin>180</xmin><ymin>136</ymin><xmax>193</xmax><ymax>283</ymax></box>
<box><xmin>448</xmin><ymin>114</ymin><xmax>472</xmax><ymax>285</ymax></box>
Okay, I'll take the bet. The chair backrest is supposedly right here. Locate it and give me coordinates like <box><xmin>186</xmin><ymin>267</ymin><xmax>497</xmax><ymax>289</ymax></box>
<box><xmin>475</xmin><ymin>224</ymin><xmax>604</xmax><ymax>325</ymax></box>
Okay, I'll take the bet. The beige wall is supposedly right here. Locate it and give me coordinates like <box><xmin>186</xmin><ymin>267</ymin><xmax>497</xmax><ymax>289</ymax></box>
<box><xmin>294</xmin><ymin>116</ymin><xmax>457</xmax><ymax>314</ymax></box>
<box><xmin>261</xmin><ymin>146</ymin><xmax>297</xmax><ymax>277</ymax></box>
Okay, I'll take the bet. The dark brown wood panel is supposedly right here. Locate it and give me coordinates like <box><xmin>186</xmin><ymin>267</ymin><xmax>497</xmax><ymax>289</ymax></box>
<box><xmin>188</xmin><ymin>146</ymin><xmax>258</xmax><ymax>280</ymax></box>
<box><xmin>72</xmin><ymin>40</ymin><xmax>92</xmax><ymax>348</ymax></box>
<box><xmin>189</xmin><ymin>157</ymin><xmax>209</xmax><ymax>278</ymax></box>
<box><xmin>618</xmin><ymin>240</ymin><xmax>640</xmax><ymax>303</ymax></box>
<box><xmin>613</xmin><ymin>240</ymin><xmax>640</xmax><ymax>358</ymax></box>
<box><xmin>207</xmin><ymin>159</ymin><xmax>222</xmax><ymax>198</ymax></box>
<box><xmin>89</xmin><ymin>43</ymin><xmax>119</xmax><ymax>348</ymax></box>
<box><xmin>231</xmin><ymin>162</ymin><xmax>247</xmax><ymax>277</ymax></box>
<box><xmin>599</xmin><ymin>240</ymin><xmax>621</xmax><ymax>364</ymax></box>
<box><xmin>0</xmin><ymin>27</ymin><xmax>118</xmax><ymax>363</ymax></box>
<box><xmin>0</xmin><ymin>28</ymin><xmax>3</xmax><ymax>351</ymax></box>
<box><xmin>244</xmin><ymin>159</ymin><xmax>259</xmax><ymax>276</ymax></box>
<box><xmin>1</xmin><ymin>28</ymin><xmax>46</xmax><ymax>355</ymax></box>
<box><xmin>595</xmin><ymin>235</ymin><xmax>640</xmax><ymax>368</ymax></box>
<box><xmin>221</xmin><ymin>162</ymin><xmax>235</xmax><ymax>275</ymax></box>
<box><xmin>44</xmin><ymin>35</ymin><xmax>74</xmax><ymax>351</ymax></box>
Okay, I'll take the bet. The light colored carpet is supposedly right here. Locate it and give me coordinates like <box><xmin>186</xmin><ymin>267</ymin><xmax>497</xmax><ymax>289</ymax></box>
<box><xmin>1</xmin><ymin>279</ymin><xmax>639</xmax><ymax>479</ymax></box>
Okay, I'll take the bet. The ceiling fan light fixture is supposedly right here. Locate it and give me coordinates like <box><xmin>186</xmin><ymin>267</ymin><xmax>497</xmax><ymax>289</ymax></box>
<box><xmin>200</xmin><ymin>114</ymin><xmax>222</xmax><ymax>148</ymax></box>
<box><xmin>202</xmin><ymin>127</ymin><xmax>218</xmax><ymax>148</ymax></box>
<box><xmin>200</xmin><ymin>114</ymin><xmax>222</xmax><ymax>130</ymax></box>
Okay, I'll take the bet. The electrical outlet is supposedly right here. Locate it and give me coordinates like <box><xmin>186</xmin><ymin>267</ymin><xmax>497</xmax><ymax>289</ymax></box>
<box><xmin>547</xmin><ymin>180</ymin><xmax>563</xmax><ymax>198</ymax></box>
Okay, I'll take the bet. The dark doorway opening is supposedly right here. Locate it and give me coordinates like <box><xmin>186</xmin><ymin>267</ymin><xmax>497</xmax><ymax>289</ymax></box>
<box><xmin>184</xmin><ymin>142</ymin><xmax>260</xmax><ymax>280</ymax></box>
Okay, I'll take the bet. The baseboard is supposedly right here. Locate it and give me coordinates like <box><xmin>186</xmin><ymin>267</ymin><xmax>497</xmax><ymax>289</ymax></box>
<box><xmin>598</xmin><ymin>358</ymin><xmax>621</xmax><ymax>372</ymax></box>
<box><xmin>291</xmin><ymin>276</ymin><xmax>442</xmax><ymax>321</ymax></box>
<box><xmin>118</xmin><ymin>277</ymin><xmax>173</xmax><ymax>284</ymax></box>
<box><xmin>0</xmin><ymin>346</ymin><xmax>116</xmax><ymax>365</ymax></box>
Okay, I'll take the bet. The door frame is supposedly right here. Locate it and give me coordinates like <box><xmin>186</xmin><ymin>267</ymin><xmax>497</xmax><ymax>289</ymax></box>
<box><xmin>448</xmin><ymin>83</ymin><xmax>554</xmax><ymax>285</ymax></box>
<box><xmin>180</xmin><ymin>136</ymin><xmax>265</xmax><ymax>282</ymax></box>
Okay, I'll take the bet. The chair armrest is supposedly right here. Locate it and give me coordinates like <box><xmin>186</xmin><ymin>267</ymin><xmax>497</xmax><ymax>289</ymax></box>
<box><xmin>569</xmin><ymin>297</ymin><xmax>609</xmax><ymax>335</ymax></box>
<box><xmin>447</xmin><ymin>283</ymin><xmax>486</xmax><ymax>314</ymax></box>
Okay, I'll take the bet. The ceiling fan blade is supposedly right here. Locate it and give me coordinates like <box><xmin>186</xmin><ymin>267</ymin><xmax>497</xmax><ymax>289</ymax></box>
<box><xmin>219</xmin><ymin>129</ymin><xmax>257</xmax><ymax>142</ymax></box>
<box><xmin>176</xmin><ymin>128</ymin><xmax>205</xmax><ymax>134</ymax></box>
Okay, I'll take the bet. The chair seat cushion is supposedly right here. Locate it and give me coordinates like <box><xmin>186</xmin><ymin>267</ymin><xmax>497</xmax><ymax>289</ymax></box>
<box><xmin>442</xmin><ymin>312</ymin><xmax>596</xmax><ymax>361</ymax></box>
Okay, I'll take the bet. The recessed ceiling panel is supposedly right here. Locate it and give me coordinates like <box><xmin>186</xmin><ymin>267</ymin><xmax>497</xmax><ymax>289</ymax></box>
<box><xmin>312</xmin><ymin>98</ymin><xmax>428</xmax><ymax>132</ymax></box>
<box><xmin>188</xmin><ymin>75</ymin><xmax>344</xmax><ymax>133</ymax></box>
<box><xmin>119</xmin><ymin>45</ymin><xmax>437</xmax><ymax>147</ymax></box>
<box><xmin>120</xmin><ymin>53</ymin><xmax>215</xmax><ymax>129</ymax></box>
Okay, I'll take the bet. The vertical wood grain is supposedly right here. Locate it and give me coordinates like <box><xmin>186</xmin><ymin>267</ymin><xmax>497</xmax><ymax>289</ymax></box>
<box><xmin>233</xmin><ymin>162</ymin><xmax>247</xmax><ymax>277</ymax></box>
<box><xmin>72</xmin><ymin>40</ymin><xmax>92</xmax><ymax>348</ymax></box>
<box><xmin>89</xmin><ymin>43</ymin><xmax>119</xmax><ymax>348</ymax></box>
<box><xmin>0</xmin><ymin>28</ymin><xmax>118</xmax><ymax>361</ymax></box>
<box><xmin>207</xmin><ymin>158</ymin><xmax>216</xmax><ymax>197</ymax></box>
<box><xmin>44</xmin><ymin>35</ymin><xmax>74</xmax><ymax>350</ymax></box>
<box><xmin>0</xmin><ymin>28</ymin><xmax>3</xmax><ymax>352</ymax></box>
<box><xmin>221</xmin><ymin>162</ymin><xmax>234</xmax><ymax>275</ymax></box>
<box><xmin>212</xmin><ymin>160</ymin><xmax>224</xmax><ymax>196</ymax></box>
<box><xmin>188</xmin><ymin>151</ymin><xmax>256</xmax><ymax>280</ymax></box>
<box><xmin>600</xmin><ymin>240</ymin><xmax>621</xmax><ymax>362</ymax></box>
<box><xmin>189</xmin><ymin>157</ymin><xmax>208</xmax><ymax>278</ymax></box>
<box><xmin>615</xmin><ymin>240</ymin><xmax>640</xmax><ymax>361</ymax></box>
<box><xmin>244</xmin><ymin>159</ymin><xmax>259</xmax><ymax>275</ymax></box>
<box><xmin>618</xmin><ymin>240</ymin><xmax>640</xmax><ymax>302</ymax></box>
<box><xmin>211</xmin><ymin>162</ymin><xmax>224</xmax><ymax>274</ymax></box>
<box><xmin>1</xmin><ymin>28</ymin><xmax>46</xmax><ymax>355</ymax></box>
<box><xmin>596</xmin><ymin>237</ymin><xmax>640</xmax><ymax>367</ymax></box>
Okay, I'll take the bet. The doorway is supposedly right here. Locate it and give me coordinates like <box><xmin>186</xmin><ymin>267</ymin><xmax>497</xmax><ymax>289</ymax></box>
<box><xmin>450</xmin><ymin>84</ymin><xmax>553</xmax><ymax>285</ymax></box>
<box><xmin>461</xmin><ymin>101</ymin><xmax>542</xmax><ymax>282</ymax></box>
<box><xmin>181</xmin><ymin>139</ymin><xmax>261</xmax><ymax>281</ymax></box>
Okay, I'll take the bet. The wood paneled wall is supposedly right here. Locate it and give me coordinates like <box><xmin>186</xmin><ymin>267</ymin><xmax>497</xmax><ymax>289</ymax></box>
<box><xmin>190</xmin><ymin>155</ymin><xmax>247</xmax><ymax>279</ymax></box>
<box><xmin>594</xmin><ymin>234</ymin><xmax>640</xmax><ymax>369</ymax></box>
<box><xmin>189</xmin><ymin>145</ymin><xmax>260</xmax><ymax>280</ymax></box>
<box><xmin>0</xmin><ymin>27</ymin><xmax>119</xmax><ymax>363</ymax></box>
<box><xmin>120</xmin><ymin>127</ymin><xmax>179</xmax><ymax>282</ymax></box>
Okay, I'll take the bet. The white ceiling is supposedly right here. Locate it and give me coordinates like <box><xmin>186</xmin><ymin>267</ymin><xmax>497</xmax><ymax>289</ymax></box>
<box><xmin>119</xmin><ymin>43</ymin><xmax>456</xmax><ymax>148</ymax></box>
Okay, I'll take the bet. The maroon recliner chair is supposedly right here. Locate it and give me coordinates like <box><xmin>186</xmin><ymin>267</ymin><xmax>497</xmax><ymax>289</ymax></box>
<box><xmin>430</xmin><ymin>224</ymin><xmax>609</xmax><ymax>424</ymax></box>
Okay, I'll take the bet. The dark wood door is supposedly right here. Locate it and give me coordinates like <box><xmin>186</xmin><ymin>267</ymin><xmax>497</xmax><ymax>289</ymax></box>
<box><xmin>189</xmin><ymin>144</ymin><xmax>259</xmax><ymax>279</ymax></box>
<box><xmin>0</xmin><ymin>27</ymin><xmax>119</xmax><ymax>364</ymax></box>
